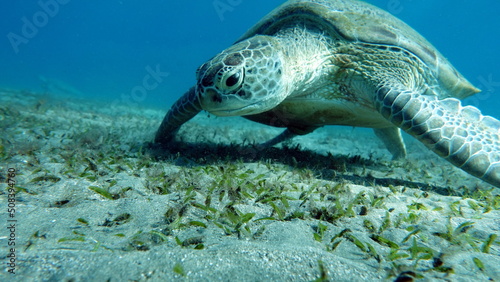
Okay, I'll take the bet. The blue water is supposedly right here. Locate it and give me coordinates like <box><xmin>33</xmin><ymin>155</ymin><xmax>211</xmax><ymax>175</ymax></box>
<box><xmin>1</xmin><ymin>0</ymin><xmax>499</xmax><ymax>117</ymax></box>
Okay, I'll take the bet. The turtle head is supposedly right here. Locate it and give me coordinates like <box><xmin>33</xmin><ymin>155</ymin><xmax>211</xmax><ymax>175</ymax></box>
<box><xmin>195</xmin><ymin>36</ymin><xmax>289</xmax><ymax>116</ymax></box>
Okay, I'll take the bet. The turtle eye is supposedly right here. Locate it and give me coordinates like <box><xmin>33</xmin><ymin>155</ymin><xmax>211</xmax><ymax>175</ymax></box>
<box><xmin>218</xmin><ymin>68</ymin><xmax>244</xmax><ymax>91</ymax></box>
<box><xmin>225</xmin><ymin>72</ymin><xmax>240</xmax><ymax>87</ymax></box>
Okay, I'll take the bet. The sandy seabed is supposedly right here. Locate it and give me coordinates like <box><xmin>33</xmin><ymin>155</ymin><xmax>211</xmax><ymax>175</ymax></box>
<box><xmin>0</xmin><ymin>89</ymin><xmax>499</xmax><ymax>281</ymax></box>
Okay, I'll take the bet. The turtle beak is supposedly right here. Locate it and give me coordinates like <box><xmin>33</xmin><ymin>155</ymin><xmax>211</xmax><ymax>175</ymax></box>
<box><xmin>200</xmin><ymin>88</ymin><xmax>223</xmax><ymax>104</ymax></box>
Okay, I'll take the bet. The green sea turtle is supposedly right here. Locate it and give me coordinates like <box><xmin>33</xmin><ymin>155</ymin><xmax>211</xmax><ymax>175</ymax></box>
<box><xmin>155</xmin><ymin>0</ymin><xmax>500</xmax><ymax>187</ymax></box>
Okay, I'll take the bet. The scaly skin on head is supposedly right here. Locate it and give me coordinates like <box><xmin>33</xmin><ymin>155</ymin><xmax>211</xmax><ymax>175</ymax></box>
<box><xmin>196</xmin><ymin>35</ymin><xmax>287</xmax><ymax>116</ymax></box>
<box><xmin>155</xmin><ymin>35</ymin><xmax>291</xmax><ymax>143</ymax></box>
<box><xmin>196</xmin><ymin>27</ymin><xmax>332</xmax><ymax>117</ymax></box>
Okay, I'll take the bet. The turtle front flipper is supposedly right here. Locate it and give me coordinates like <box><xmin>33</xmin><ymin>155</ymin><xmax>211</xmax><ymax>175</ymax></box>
<box><xmin>155</xmin><ymin>86</ymin><xmax>202</xmax><ymax>144</ymax></box>
<box><xmin>376</xmin><ymin>86</ymin><xmax>500</xmax><ymax>187</ymax></box>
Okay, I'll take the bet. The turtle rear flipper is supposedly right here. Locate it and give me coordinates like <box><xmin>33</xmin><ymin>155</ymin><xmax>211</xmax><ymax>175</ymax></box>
<box><xmin>260</xmin><ymin>129</ymin><xmax>297</xmax><ymax>148</ymax></box>
<box><xmin>373</xmin><ymin>127</ymin><xmax>407</xmax><ymax>160</ymax></box>
<box><xmin>155</xmin><ymin>86</ymin><xmax>201</xmax><ymax>144</ymax></box>
<box><xmin>376</xmin><ymin>86</ymin><xmax>500</xmax><ymax>187</ymax></box>
<box><xmin>259</xmin><ymin>125</ymin><xmax>319</xmax><ymax>148</ymax></box>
